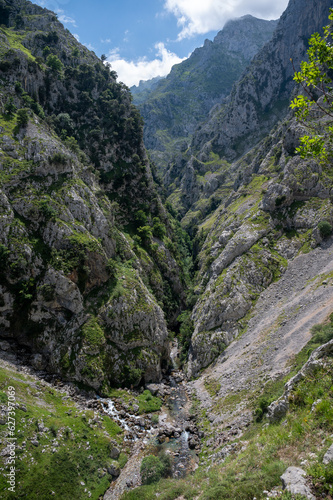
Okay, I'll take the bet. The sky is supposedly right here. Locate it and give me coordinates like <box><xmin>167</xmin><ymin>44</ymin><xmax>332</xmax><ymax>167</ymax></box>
<box><xmin>34</xmin><ymin>0</ymin><xmax>289</xmax><ymax>87</ymax></box>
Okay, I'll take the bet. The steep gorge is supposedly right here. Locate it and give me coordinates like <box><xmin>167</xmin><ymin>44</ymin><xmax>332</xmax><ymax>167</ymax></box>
<box><xmin>1</xmin><ymin>0</ymin><xmax>333</xmax><ymax>499</ymax></box>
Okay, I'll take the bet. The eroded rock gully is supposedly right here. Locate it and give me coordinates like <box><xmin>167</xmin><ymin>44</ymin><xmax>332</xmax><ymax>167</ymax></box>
<box><xmin>190</xmin><ymin>237</ymin><xmax>333</xmax><ymax>451</ymax></box>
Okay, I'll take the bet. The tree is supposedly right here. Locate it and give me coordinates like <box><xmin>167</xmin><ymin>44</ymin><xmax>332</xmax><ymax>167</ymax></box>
<box><xmin>46</xmin><ymin>54</ymin><xmax>63</xmax><ymax>74</ymax></box>
<box><xmin>16</xmin><ymin>108</ymin><xmax>29</xmax><ymax>128</ymax></box>
<box><xmin>290</xmin><ymin>9</ymin><xmax>333</xmax><ymax>163</ymax></box>
<box><xmin>4</xmin><ymin>97</ymin><xmax>16</xmax><ymax>116</ymax></box>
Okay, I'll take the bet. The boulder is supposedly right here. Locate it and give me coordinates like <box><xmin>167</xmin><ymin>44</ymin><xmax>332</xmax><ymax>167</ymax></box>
<box><xmin>267</xmin><ymin>398</ymin><xmax>289</xmax><ymax>423</ymax></box>
<box><xmin>323</xmin><ymin>444</ymin><xmax>333</xmax><ymax>465</ymax></box>
<box><xmin>107</xmin><ymin>461</ymin><xmax>120</xmax><ymax>477</ymax></box>
<box><xmin>280</xmin><ymin>467</ymin><xmax>315</xmax><ymax>500</ymax></box>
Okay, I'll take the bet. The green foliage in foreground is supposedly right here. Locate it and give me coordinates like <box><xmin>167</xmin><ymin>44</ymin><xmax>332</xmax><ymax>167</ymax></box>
<box><xmin>290</xmin><ymin>8</ymin><xmax>333</xmax><ymax>163</ymax></box>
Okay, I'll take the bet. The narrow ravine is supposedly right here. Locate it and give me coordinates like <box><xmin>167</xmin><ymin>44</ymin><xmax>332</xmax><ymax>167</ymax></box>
<box><xmin>103</xmin><ymin>340</ymin><xmax>200</xmax><ymax>499</ymax></box>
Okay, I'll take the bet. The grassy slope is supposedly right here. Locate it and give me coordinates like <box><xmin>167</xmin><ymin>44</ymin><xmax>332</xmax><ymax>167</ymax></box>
<box><xmin>0</xmin><ymin>362</ymin><xmax>124</xmax><ymax>499</ymax></box>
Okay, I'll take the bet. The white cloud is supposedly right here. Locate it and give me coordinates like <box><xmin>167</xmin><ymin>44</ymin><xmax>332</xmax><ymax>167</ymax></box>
<box><xmin>73</xmin><ymin>33</ymin><xmax>80</xmax><ymax>42</ymax></box>
<box><xmin>106</xmin><ymin>43</ymin><xmax>185</xmax><ymax>87</ymax></box>
<box><xmin>163</xmin><ymin>0</ymin><xmax>289</xmax><ymax>39</ymax></box>
<box><xmin>56</xmin><ymin>8</ymin><xmax>77</xmax><ymax>27</ymax></box>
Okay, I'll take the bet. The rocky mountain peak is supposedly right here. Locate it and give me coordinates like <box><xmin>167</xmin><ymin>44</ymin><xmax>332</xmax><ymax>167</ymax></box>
<box><xmin>213</xmin><ymin>15</ymin><xmax>278</xmax><ymax>60</ymax></box>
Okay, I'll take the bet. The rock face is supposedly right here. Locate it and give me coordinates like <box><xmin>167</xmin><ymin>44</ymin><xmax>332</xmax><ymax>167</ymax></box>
<box><xmin>160</xmin><ymin>0</ymin><xmax>333</xmax><ymax>228</ymax></box>
<box><xmin>191</xmin><ymin>0</ymin><xmax>333</xmax><ymax>161</ymax></box>
<box><xmin>0</xmin><ymin>0</ymin><xmax>189</xmax><ymax>390</ymax></box>
<box><xmin>133</xmin><ymin>15</ymin><xmax>277</xmax><ymax>170</ymax></box>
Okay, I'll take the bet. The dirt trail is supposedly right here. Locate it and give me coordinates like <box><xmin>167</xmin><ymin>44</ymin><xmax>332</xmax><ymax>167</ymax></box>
<box><xmin>191</xmin><ymin>238</ymin><xmax>333</xmax><ymax>423</ymax></box>
<box><xmin>103</xmin><ymin>441</ymin><xmax>145</xmax><ymax>500</ymax></box>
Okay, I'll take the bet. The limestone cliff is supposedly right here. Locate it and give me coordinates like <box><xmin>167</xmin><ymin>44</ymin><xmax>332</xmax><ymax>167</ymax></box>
<box><xmin>0</xmin><ymin>0</ymin><xmax>189</xmax><ymax>391</ymax></box>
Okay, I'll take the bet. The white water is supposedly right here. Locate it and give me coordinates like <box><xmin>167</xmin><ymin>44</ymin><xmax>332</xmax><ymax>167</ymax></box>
<box><xmin>101</xmin><ymin>399</ymin><xmax>154</xmax><ymax>441</ymax></box>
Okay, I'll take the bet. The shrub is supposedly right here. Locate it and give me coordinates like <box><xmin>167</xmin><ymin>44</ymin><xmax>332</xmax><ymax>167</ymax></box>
<box><xmin>318</xmin><ymin>220</ymin><xmax>332</xmax><ymax>238</ymax></box>
<box><xmin>16</xmin><ymin>108</ymin><xmax>29</xmax><ymax>128</ymax></box>
<box><xmin>140</xmin><ymin>453</ymin><xmax>171</xmax><ymax>485</ymax></box>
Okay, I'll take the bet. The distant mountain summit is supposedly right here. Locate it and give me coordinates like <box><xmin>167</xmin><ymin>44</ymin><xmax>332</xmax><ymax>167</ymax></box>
<box><xmin>192</xmin><ymin>0</ymin><xmax>333</xmax><ymax>161</ymax></box>
<box><xmin>132</xmin><ymin>15</ymin><xmax>278</xmax><ymax>170</ymax></box>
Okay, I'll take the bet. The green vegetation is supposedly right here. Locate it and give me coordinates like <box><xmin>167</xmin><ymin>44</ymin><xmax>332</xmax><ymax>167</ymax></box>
<box><xmin>290</xmin><ymin>8</ymin><xmax>333</xmax><ymax>162</ymax></box>
<box><xmin>81</xmin><ymin>316</ymin><xmax>105</xmax><ymax>347</ymax></box>
<box><xmin>137</xmin><ymin>390</ymin><xmax>162</xmax><ymax>413</ymax></box>
<box><xmin>140</xmin><ymin>453</ymin><xmax>172</xmax><ymax>485</ymax></box>
<box><xmin>0</xmin><ymin>365</ymin><xmax>124</xmax><ymax>499</ymax></box>
<box><xmin>318</xmin><ymin>220</ymin><xmax>333</xmax><ymax>238</ymax></box>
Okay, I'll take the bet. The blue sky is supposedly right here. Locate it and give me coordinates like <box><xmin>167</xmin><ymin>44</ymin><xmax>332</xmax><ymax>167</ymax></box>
<box><xmin>34</xmin><ymin>0</ymin><xmax>289</xmax><ymax>86</ymax></box>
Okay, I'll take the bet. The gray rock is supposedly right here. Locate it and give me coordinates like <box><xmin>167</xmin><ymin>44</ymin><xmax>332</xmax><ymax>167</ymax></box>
<box><xmin>323</xmin><ymin>444</ymin><xmax>333</xmax><ymax>465</ymax></box>
<box><xmin>110</xmin><ymin>447</ymin><xmax>120</xmax><ymax>460</ymax></box>
<box><xmin>267</xmin><ymin>398</ymin><xmax>289</xmax><ymax>423</ymax></box>
<box><xmin>31</xmin><ymin>354</ymin><xmax>46</xmax><ymax>371</ymax></box>
<box><xmin>107</xmin><ymin>461</ymin><xmax>120</xmax><ymax>477</ymax></box>
<box><xmin>280</xmin><ymin>467</ymin><xmax>315</xmax><ymax>500</ymax></box>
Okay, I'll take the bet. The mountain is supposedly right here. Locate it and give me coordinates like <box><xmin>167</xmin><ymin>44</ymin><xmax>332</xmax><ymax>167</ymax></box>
<box><xmin>191</xmin><ymin>0</ymin><xmax>333</xmax><ymax>161</ymax></box>
<box><xmin>132</xmin><ymin>15</ymin><xmax>278</xmax><ymax>170</ymax></box>
<box><xmin>0</xmin><ymin>0</ymin><xmax>190</xmax><ymax>392</ymax></box>
<box><xmin>162</xmin><ymin>0</ymin><xmax>333</xmax><ymax>230</ymax></box>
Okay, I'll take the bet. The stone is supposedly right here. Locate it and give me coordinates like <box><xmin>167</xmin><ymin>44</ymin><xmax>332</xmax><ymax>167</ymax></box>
<box><xmin>323</xmin><ymin>444</ymin><xmax>333</xmax><ymax>465</ymax></box>
<box><xmin>267</xmin><ymin>398</ymin><xmax>289</xmax><ymax>423</ymax></box>
<box><xmin>0</xmin><ymin>341</ymin><xmax>11</xmax><ymax>351</ymax></box>
<box><xmin>110</xmin><ymin>447</ymin><xmax>120</xmax><ymax>460</ymax></box>
<box><xmin>107</xmin><ymin>461</ymin><xmax>120</xmax><ymax>477</ymax></box>
<box><xmin>280</xmin><ymin>467</ymin><xmax>315</xmax><ymax>500</ymax></box>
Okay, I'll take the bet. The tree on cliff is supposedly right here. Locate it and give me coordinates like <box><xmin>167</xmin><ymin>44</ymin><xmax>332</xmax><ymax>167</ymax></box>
<box><xmin>290</xmin><ymin>8</ymin><xmax>333</xmax><ymax>163</ymax></box>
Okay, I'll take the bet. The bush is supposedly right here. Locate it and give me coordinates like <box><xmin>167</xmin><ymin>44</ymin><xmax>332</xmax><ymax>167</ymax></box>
<box><xmin>140</xmin><ymin>453</ymin><xmax>171</xmax><ymax>485</ymax></box>
<box><xmin>46</xmin><ymin>54</ymin><xmax>63</xmax><ymax>73</ymax></box>
<box><xmin>318</xmin><ymin>220</ymin><xmax>332</xmax><ymax>238</ymax></box>
<box><xmin>16</xmin><ymin>108</ymin><xmax>29</xmax><ymax>128</ymax></box>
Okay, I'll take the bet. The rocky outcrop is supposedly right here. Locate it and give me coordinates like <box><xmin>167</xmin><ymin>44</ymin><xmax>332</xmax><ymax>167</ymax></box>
<box><xmin>267</xmin><ymin>338</ymin><xmax>333</xmax><ymax>422</ymax></box>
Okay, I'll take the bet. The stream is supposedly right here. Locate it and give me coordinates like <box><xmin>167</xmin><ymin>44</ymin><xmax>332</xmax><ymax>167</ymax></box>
<box><xmin>102</xmin><ymin>341</ymin><xmax>199</xmax><ymax>498</ymax></box>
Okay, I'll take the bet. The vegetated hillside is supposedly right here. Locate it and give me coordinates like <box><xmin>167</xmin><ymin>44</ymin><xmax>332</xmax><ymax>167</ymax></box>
<box><xmin>132</xmin><ymin>15</ymin><xmax>278</xmax><ymax>171</ymax></box>
<box><xmin>162</xmin><ymin>0</ymin><xmax>333</xmax><ymax>232</ymax></box>
<box><xmin>0</xmin><ymin>0</ymin><xmax>192</xmax><ymax>392</ymax></box>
